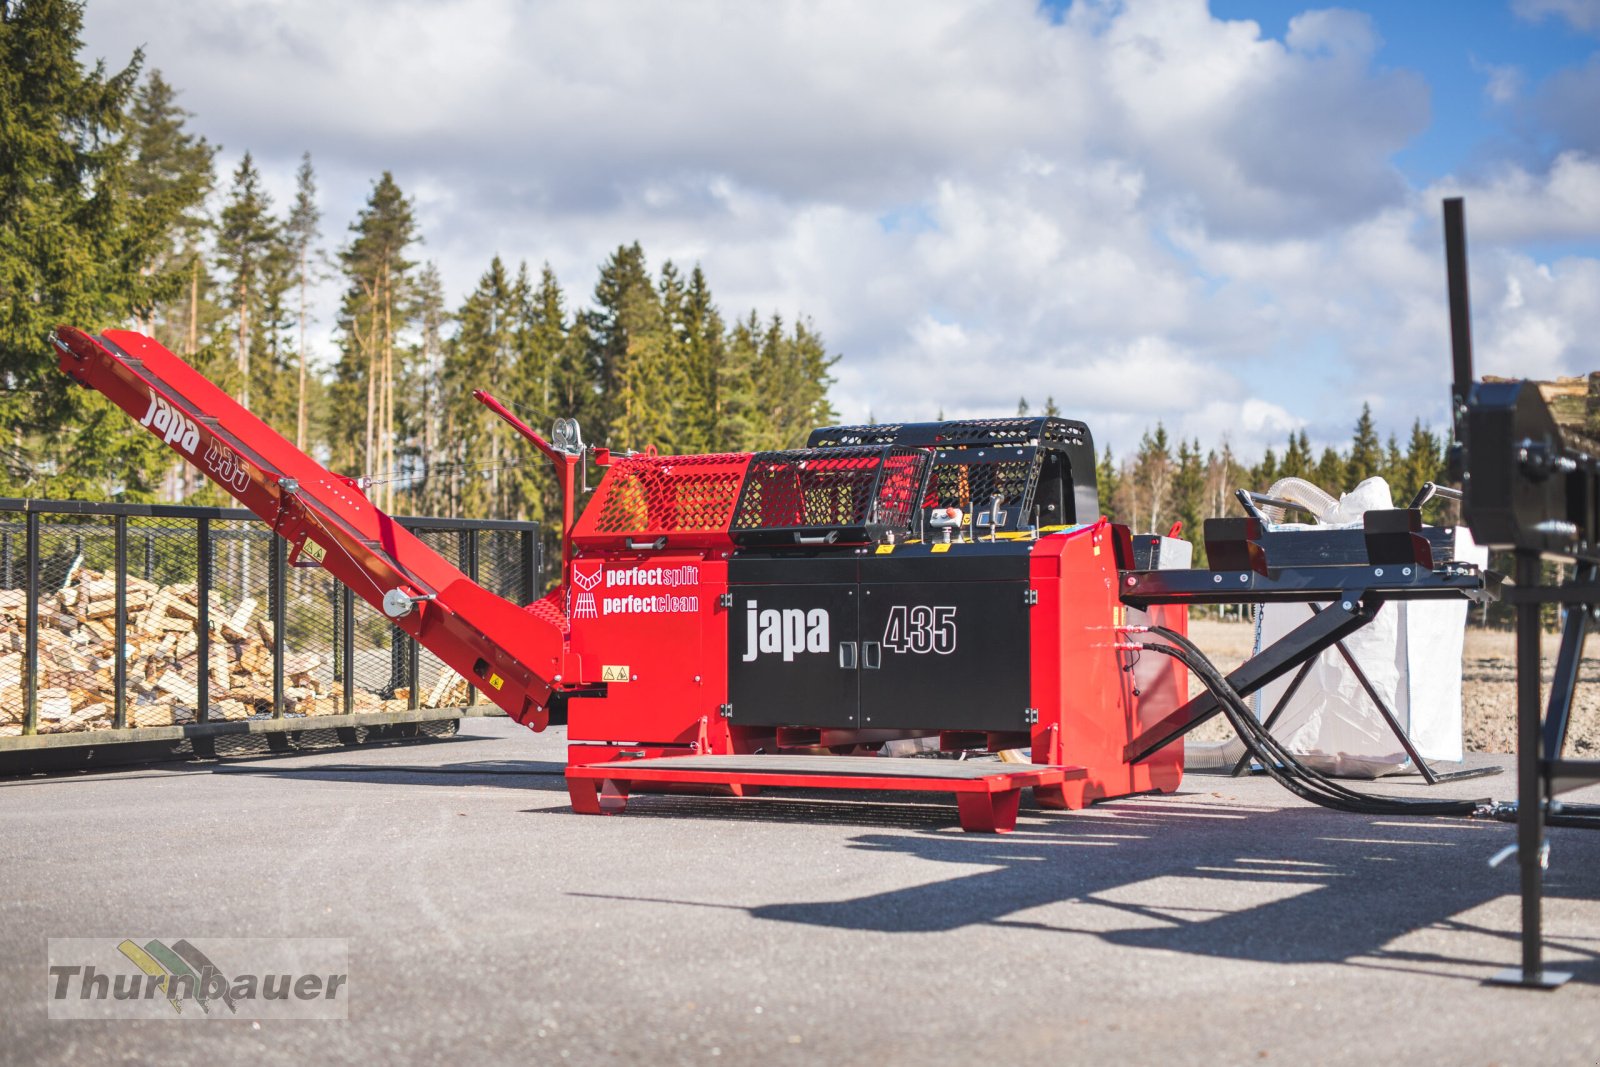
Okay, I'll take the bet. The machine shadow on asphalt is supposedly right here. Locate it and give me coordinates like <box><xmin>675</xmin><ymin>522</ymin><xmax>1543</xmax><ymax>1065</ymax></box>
<box><xmin>567</xmin><ymin>798</ymin><xmax>1600</xmax><ymax>985</ymax></box>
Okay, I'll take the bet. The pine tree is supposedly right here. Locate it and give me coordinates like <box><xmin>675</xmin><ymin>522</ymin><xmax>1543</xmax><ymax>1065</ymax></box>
<box><xmin>1121</xmin><ymin>425</ymin><xmax>1174</xmax><ymax>534</ymax></box>
<box><xmin>1347</xmin><ymin>403</ymin><xmax>1381</xmax><ymax>488</ymax></box>
<box><xmin>1016</xmin><ymin>397</ymin><xmax>1030</xmax><ymax>417</ymax></box>
<box><xmin>752</xmin><ymin>315</ymin><xmax>838</xmax><ymax>449</ymax></box>
<box><xmin>588</xmin><ymin>242</ymin><xmax>666</xmax><ymax>448</ymax></box>
<box><xmin>332</xmin><ymin>172</ymin><xmax>417</xmax><ymax>510</ymax></box>
<box><xmin>1252</xmin><ymin>447</ymin><xmax>1278</xmax><ymax>489</ymax></box>
<box><xmin>0</xmin><ymin>1</ymin><xmax>199</xmax><ymax>498</ymax></box>
<box><xmin>673</xmin><ymin>265</ymin><xmax>725</xmax><ymax>454</ymax></box>
<box><xmin>1381</xmin><ymin>433</ymin><xmax>1405</xmax><ymax>498</ymax></box>
<box><xmin>1280</xmin><ymin>430</ymin><xmax>1313</xmax><ymax>481</ymax></box>
<box><xmin>285</xmin><ymin>152</ymin><xmax>325</xmax><ymax>451</ymax></box>
<box><xmin>1315</xmin><ymin>447</ymin><xmax>1345</xmax><ymax>494</ymax></box>
<box><xmin>1395</xmin><ymin>420</ymin><xmax>1446</xmax><ymax>507</ymax></box>
<box><xmin>715</xmin><ymin>312</ymin><xmax>764</xmax><ymax>451</ymax></box>
<box><xmin>125</xmin><ymin>69</ymin><xmax>216</xmax><ymax>350</ymax></box>
<box><xmin>1095</xmin><ymin>447</ymin><xmax>1119</xmax><ymax>523</ymax></box>
<box><xmin>1172</xmin><ymin>438</ymin><xmax>1205</xmax><ymax>540</ymax></box>
<box><xmin>213</xmin><ymin>153</ymin><xmax>283</xmax><ymax>411</ymax></box>
<box><xmin>405</xmin><ymin>262</ymin><xmax>449</xmax><ymax>514</ymax></box>
<box><xmin>445</xmin><ymin>257</ymin><xmax>522</xmax><ymax>519</ymax></box>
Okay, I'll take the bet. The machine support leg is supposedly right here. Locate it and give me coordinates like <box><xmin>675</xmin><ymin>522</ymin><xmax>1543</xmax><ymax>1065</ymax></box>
<box><xmin>956</xmin><ymin>789</ymin><xmax>1021</xmax><ymax>833</ymax></box>
<box><xmin>568</xmin><ymin>777</ymin><xmax>629</xmax><ymax>816</ymax></box>
<box><xmin>1491</xmin><ymin>552</ymin><xmax>1569</xmax><ymax>988</ymax></box>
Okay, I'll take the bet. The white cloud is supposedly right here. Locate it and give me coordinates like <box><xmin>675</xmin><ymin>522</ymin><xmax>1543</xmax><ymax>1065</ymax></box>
<box><xmin>1513</xmin><ymin>0</ymin><xmax>1600</xmax><ymax>32</ymax></box>
<box><xmin>77</xmin><ymin>0</ymin><xmax>1600</xmax><ymax>465</ymax></box>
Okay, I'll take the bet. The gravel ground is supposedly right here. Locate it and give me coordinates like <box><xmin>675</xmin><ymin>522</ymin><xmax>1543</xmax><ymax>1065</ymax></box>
<box><xmin>1184</xmin><ymin>619</ymin><xmax>1599</xmax><ymax>755</ymax></box>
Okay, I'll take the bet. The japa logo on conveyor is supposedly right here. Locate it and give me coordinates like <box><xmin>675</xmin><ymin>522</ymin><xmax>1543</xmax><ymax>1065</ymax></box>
<box><xmin>139</xmin><ymin>393</ymin><xmax>200</xmax><ymax>454</ymax></box>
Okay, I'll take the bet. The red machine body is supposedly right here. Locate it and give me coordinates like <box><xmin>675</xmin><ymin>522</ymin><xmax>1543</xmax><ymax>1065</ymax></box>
<box><xmin>55</xmin><ymin>327</ymin><xmax>1185</xmax><ymax>830</ymax></box>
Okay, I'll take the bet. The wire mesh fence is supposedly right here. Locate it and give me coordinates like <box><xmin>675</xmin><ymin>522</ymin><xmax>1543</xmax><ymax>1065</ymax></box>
<box><xmin>0</xmin><ymin>498</ymin><xmax>540</xmax><ymax>743</ymax></box>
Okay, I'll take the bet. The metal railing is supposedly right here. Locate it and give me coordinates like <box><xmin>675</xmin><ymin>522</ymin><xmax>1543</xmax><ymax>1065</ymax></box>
<box><xmin>0</xmin><ymin>497</ymin><xmax>540</xmax><ymax>754</ymax></box>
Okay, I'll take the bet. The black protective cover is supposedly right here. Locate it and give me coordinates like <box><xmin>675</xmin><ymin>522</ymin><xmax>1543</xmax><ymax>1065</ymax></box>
<box><xmin>727</xmin><ymin>544</ymin><xmax>1032</xmax><ymax>732</ymax></box>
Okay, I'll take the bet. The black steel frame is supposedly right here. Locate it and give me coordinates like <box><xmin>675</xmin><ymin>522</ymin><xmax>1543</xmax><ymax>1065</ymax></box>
<box><xmin>1439</xmin><ymin>197</ymin><xmax>1600</xmax><ymax>988</ymax></box>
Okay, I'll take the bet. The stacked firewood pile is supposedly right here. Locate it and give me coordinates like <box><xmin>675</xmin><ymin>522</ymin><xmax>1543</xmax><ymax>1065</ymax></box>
<box><xmin>0</xmin><ymin>567</ymin><xmax>464</xmax><ymax>736</ymax></box>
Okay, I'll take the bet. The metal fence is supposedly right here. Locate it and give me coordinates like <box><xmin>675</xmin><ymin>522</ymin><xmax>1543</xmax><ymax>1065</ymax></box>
<box><xmin>0</xmin><ymin>497</ymin><xmax>539</xmax><ymax>769</ymax></box>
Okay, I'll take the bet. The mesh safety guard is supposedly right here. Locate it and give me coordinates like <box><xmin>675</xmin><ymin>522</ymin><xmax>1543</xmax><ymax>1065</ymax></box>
<box><xmin>730</xmin><ymin>446</ymin><xmax>931</xmax><ymax>546</ymax></box>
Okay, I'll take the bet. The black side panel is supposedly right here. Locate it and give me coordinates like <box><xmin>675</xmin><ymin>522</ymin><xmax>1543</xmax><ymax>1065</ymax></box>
<box><xmin>728</xmin><ymin>555</ymin><xmax>859</xmax><ymax>727</ymax></box>
<box><xmin>857</xmin><ymin>549</ymin><xmax>1031</xmax><ymax>732</ymax></box>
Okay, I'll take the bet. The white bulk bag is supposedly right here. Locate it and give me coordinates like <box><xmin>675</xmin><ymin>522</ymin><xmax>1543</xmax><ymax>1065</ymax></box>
<box><xmin>1251</xmin><ymin>479</ymin><xmax>1485</xmax><ymax>778</ymax></box>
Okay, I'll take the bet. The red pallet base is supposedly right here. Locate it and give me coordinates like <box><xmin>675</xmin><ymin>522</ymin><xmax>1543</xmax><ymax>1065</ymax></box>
<box><xmin>564</xmin><ymin>755</ymin><xmax>1084</xmax><ymax>833</ymax></box>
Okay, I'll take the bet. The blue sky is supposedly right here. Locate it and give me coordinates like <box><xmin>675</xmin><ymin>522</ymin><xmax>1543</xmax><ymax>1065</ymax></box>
<box><xmin>81</xmin><ymin>0</ymin><xmax>1600</xmax><ymax>464</ymax></box>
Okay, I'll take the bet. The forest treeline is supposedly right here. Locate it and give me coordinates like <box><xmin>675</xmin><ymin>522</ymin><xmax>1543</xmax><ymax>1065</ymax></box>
<box><xmin>3</xmin><ymin>0</ymin><xmax>1454</xmax><ymax>573</ymax></box>
<box><xmin>0</xmin><ymin>0</ymin><xmax>837</xmax><ymax>529</ymax></box>
<box><xmin>1086</xmin><ymin>405</ymin><xmax>1450</xmax><ymax>567</ymax></box>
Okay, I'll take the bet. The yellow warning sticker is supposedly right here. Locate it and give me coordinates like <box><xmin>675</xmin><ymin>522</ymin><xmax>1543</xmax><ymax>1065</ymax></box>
<box><xmin>875</xmin><ymin>544</ymin><xmax>895</xmax><ymax>555</ymax></box>
<box><xmin>931</xmin><ymin>543</ymin><xmax>952</xmax><ymax>553</ymax></box>
<box><xmin>602</xmin><ymin>665</ymin><xmax>630</xmax><ymax>682</ymax></box>
<box><xmin>300</xmin><ymin>540</ymin><xmax>326</xmax><ymax>564</ymax></box>
<box><xmin>489</xmin><ymin>673</ymin><xmax>504</xmax><ymax>690</ymax></box>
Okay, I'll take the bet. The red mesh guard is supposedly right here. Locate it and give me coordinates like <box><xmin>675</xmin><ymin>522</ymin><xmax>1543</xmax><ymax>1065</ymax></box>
<box><xmin>731</xmin><ymin>447</ymin><xmax>930</xmax><ymax>539</ymax></box>
<box><xmin>570</xmin><ymin>452</ymin><xmax>752</xmax><ymax>548</ymax></box>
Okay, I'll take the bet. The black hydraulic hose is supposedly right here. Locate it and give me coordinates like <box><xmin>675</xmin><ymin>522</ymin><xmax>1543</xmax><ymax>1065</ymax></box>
<box><xmin>1140</xmin><ymin>625</ymin><xmax>1485</xmax><ymax>817</ymax></box>
<box><xmin>1146</xmin><ymin>626</ymin><xmax>1487</xmax><ymax>816</ymax></box>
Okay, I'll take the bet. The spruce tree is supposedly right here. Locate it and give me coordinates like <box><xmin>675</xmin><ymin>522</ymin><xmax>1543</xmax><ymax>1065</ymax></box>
<box><xmin>445</xmin><ymin>257</ymin><xmax>521</xmax><ymax>519</ymax></box>
<box><xmin>213</xmin><ymin>153</ymin><xmax>283</xmax><ymax>411</ymax></box>
<box><xmin>1280</xmin><ymin>430</ymin><xmax>1313</xmax><ymax>481</ymax></box>
<box><xmin>1095</xmin><ymin>447</ymin><xmax>1119</xmax><ymax>523</ymax></box>
<box><xmin>0</xmin><ymin>1</ymin><xmax>197</xmax><ymax>497</ymax></box>
<box><xmin>125</xmin><ymin>69</ymin><xmax>216</xmax><ymax>349</ymax></box>
<box><xmin>1172</xmin><ymin>438</ymin><xmax>1205</xmax><ymax>539</ymax></box>
<box><xmin>588</xmin><ymin>242</ymin><xmax>665</xmax><ymax>448</ymax></box>
<box><xmin>1314</xmin><ymin>447</ymin><xmax>1345</xmax><ymax>494</ymax></box>
<box><xmin>1346</xmin><ymin>403</ymin><xmax>1381</xmax><ymax>488</ymax></box>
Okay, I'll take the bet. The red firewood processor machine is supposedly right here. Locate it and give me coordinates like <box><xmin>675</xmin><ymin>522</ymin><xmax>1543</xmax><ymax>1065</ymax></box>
<box><xmin>57</xmin><ymin>198</ymin><xmax>1600</xmax><ymax>986</ymax></box>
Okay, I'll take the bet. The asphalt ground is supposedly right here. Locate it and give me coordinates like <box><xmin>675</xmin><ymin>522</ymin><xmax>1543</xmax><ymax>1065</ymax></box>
<box><xmin>2</xmin><ymin>718</ymin><xmax>1598</xmax><ymax>1066</ymax></box>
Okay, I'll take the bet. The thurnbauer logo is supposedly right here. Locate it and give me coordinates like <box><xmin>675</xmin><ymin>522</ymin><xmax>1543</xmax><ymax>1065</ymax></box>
<box><xmin>139</xmin><ymin>393</ymin><xmax>201</xmax><ymax>455</ymax></box>
<box><xmin>47</xmin><ymin>938</ymin><xmax>348</xmax><ymax>1017</ymax></box>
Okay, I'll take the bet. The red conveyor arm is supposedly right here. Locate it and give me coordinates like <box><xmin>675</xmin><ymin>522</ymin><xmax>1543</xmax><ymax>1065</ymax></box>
<box><xmin>53</xmin><ymin>326</ymin><xmax>565</xmax><ymax>730</ymax></box>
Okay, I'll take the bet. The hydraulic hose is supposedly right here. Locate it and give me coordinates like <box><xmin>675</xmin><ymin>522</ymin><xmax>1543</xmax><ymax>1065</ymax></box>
<box><xmin>1140</xmin><ymin>625</ymin><xmax>1486</xmax><ymax>817</ymax></box>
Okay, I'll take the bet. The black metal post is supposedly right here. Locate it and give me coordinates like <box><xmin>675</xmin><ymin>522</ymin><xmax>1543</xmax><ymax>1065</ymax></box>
<box><xmin>271</xmin><ymin>534</ymin><xmax>286</xmax><ymax>719</ymax></box>
<box><xmin>407</xmin><ymin>627</ymin><xmax>420</xmax><ymax>711</ymax></box>
<box><xmin>521</xmin><ymin>528</ymin><xmax>538</xmax><ymax>605</ymax></box>
<box><xmin>113</xmin><ymin>516</ymin><xmax>128</xmax><ymax>730</ymax></box>
<box><xmin>23</xmin><ymin>511</ymin><xmax>38</xmax><ymax>736</ymax></box>
<box><xmin>341</xmin><ymin>585</ymin><xmax>354</xmax><ymax>716</ymax></box>
<box><xmin>197</xmin><ymin>517</ymin><xmax>211</xmax><ymax>724</ymax></box>
<box><xmin>465</xmin><ymin>527</ymin><xmax>480</xmax><ymax>708</ymax></box>
<box><xmin>1494</xmin><ymin>550</ymin><xmax>1568</xmax><ymax>987</ymax></box>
